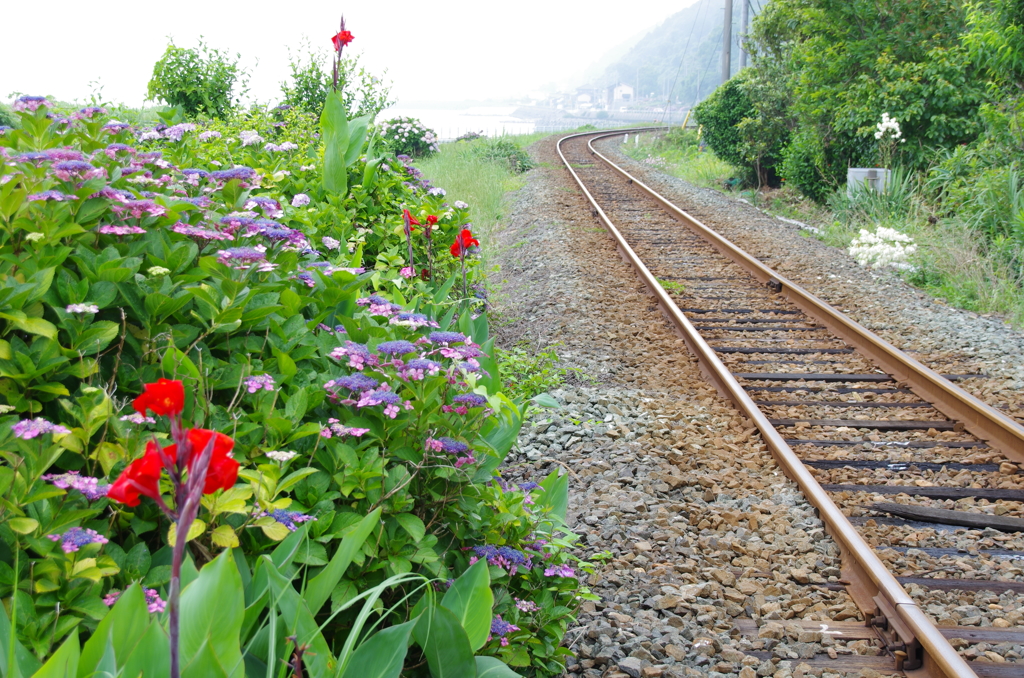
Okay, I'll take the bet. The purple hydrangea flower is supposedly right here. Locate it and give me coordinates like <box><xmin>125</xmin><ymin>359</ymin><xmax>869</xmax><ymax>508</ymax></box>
<box><xmin>52</xmin><ymin>161</ymin><xmax>104</xmax><ymax>181</ymax></box>
<box><xmin>104</xmin><ymin>588</ymin><xmax>165</xmax><ymax>613</ymax></box>
<box><xmin>111</xmin><ymin>199</ymin><xmax>166</xmax><ymax>219</ymax></box>
<box><xmin>209</xmin><ymin>167</ymin><xmax>256</xmax><ymax>182</ymax></box>
<box><xmin>74</xmin><ymin>106</ymin><xmax>108</xmax><ymax>120</ymax></box>
<box><xmin>163</xmin><ymin>123</ymin><xmax>196</xmax><ymax>141</ymax></box>
<box><xmin>515</xmin><ymin>598</ymin><xmax>539</xmax><ymax>612</ymax></box>
<box><xmin>452</xmin><ymin>393</ymin><xmax>487</xmax><ymax>408</ymax></box>
<box><xmin>490</xmin><ymin>615</ymin><xmax>520</xmax><ymax>638</ymax></box>
<box><xmin>103</xmin><ymin>122</ymin><xmax>131</xmax><ymax>132</ymax></box>
<box><xmin>244</xmin><ymin>196</ymin><xmax>283</xmax><ymax>217</ymax></box>
<box><xmin>11</xmin><ymin>418</ymin><xmax>71</xmax><ymax>439</ymax></box>
<box><xmin>91</xmin><ymin>187</ymin><xmax>133</xmax><ymax>202</ymax></box>
<box><xmin>437</xmin><ymin>437</ymin><xmax>468</xmax><ymax>455</ymax></box>
<box><xmin>329</xmin><ymin>341</ymin><xmax>374</xmax><ymax>370</ymax></box>
<box><xmin>42</xmin><ymin>471</ymin><xmax>110</xmax><ymax>501</ymax></box>
<box><xmin>172</xmin><ymin>223</ymin><xmax>232</xmax><ymax>242</ymax></box>
<box><xmin>244</xmin><ymin>374</ymin><xmax>276</xmax><ymax>393</ymax></box>
<box><xmin>198</xmin><ymin>130</ymin><xmax>222</xmax><ymax>142</ymax></box>
<box><xmin>428</xmin><ymin>331</ymin><xmax>466</xmax><ymax>344</ymax></box>
<box><xmin>13</xmin><ymin>96</ymin><xmax>51</xmax><ymax>112</ymax></box>
<box><xmin>292</xmin><ymin>193</ymin><xmax>311</xmax><ymax>207</ymax></box>
<box><xmin>218</xmin><ymin>247</ymin><xmax>267</xmax><ymax>266</ymax></box>
<box><xmin>330</xmin><ymin>374</ymin><xmax>379</xmax><ymax>392</ymax></box>
<box><xmin>27</xmin><ymin>190</ymin><xmax>77</xmax><ymax>202</ymax></box>
<box><xmin>97</xmin><ymin>225</ymin><xmax>146</xmax><ymax>236</ymax></box>
<box><xmin>45</xmin><ymin>148</ymin><xmax>87</xmax><ymax>162</ymax></box>
<box><xmin>543</xmin><ymin>563</ymin><xmax>577</xmax><ymax>578</ymax></box>
<box><xmin>262</xmin><ymin>509</ymin><xmax>316</xmax><ymax>531</ymax></box>
<box><xmin>376</xmin><ymin>340</ymin><xmax>417</xmax><ymax>356</ymax></box>
<box><xmin>178</xmin><ymin>195</ymin><xmax>213</xmax><ymax>208</ymax></box>
<box><xmin>401</xmin><ymin>358</ymin><xmax>441</xmax><ymax>380</ymax></box>
<box><xmin>47</xmin><ymin>527</ymin><xmax>108</xmax><ymax>553</ymax></box>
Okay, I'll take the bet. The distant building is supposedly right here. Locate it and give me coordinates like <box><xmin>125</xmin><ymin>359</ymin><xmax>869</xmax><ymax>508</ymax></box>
<box><xmin>607</xmin><ymin>83</ymin><xmax>634</xmax><ymax>104</ymax></box>
<box><xmin>575</xmin><ymin>87</ymin><xmax>605</xmax><ymax>109</ymax></box>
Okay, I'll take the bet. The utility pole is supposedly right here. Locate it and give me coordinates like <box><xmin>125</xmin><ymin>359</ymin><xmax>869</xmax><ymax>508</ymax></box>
<box><xmin>740</xmin><ymin>0</ymin><xmax>749</xmax><ymax>69</ymax></box>
<box><xmin>721</xmin><ymin>0</ymin><xmax>733</xmax><ymax>84</ymax></box>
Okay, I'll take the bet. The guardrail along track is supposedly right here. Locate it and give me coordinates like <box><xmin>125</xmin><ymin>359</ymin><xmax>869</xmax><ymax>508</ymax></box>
<box><xmin>557</xmin><ymin>129</ymin><xmax>1024</xmax><ymax>678</ymax></box>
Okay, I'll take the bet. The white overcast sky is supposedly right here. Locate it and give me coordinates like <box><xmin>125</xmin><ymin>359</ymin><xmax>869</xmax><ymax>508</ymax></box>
<box><xmin>1</xmin><ymin>0</ymin><xmax>699</xmax><ymax>108</ymax></box>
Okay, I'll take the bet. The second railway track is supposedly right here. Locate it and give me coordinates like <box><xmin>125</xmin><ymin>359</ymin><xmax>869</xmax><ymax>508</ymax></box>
<box><xmin>556</xmin><ymin>129</ymin><xmax>1024</xmax><ymax>678</ymax></box>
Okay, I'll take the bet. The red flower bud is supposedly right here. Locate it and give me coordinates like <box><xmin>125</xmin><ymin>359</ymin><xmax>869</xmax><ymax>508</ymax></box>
<box><xmin>426</xmin><ymin>215</ymin><xmax>438</xmax><ymax>226</ymax></box>
<box><xmin>133</xmin><ymin>378</ymin><xmax>184</xmax><ymax>417</ymax></box>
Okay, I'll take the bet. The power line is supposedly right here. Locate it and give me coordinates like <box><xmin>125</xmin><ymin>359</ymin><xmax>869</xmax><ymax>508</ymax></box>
<box><xmin>660</xmin><ymin>0</ymin><xmax>711</xmax><ymax>124</ymax></box>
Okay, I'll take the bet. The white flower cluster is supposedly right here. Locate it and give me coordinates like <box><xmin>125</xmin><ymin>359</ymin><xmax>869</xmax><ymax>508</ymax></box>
<box><xmin>874</xmin><ymin>113</ymin><xmax>906</xmax><ymax>143</ymax></box>
<box><xmin>378</xmin><ymin>118</ymin><xmax>440</xmax><ymax>153</ymax></box>
<box><xmin>239</xmin><ymin>130</ymin><xmax>264</xmax><ymax>147</ymax></box>
<box><xmin>848</xmin><ymin>226</ymin><xmax>917</xmax><ymax>269</ymax></box>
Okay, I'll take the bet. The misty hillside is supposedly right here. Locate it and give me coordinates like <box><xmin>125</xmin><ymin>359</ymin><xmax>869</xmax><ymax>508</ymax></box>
<box><xmin>588</xmin><ymin>0</ymin><xmax>761</xmax><ymax>106</ymax></box>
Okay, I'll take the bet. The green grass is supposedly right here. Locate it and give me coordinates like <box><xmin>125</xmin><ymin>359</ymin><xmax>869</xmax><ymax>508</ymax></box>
<box><xmin>622</xmin><ymin>131</ymin><xmax>738</xmax><ymax>190</ymax></box>
<box><xmin>620</xmin><ymin>129</ymin><xmax>1024</xmax><ymax>326</ymax></box>
<box><xmin>415</xmin><ymin>137</ymin><xmax>531</xmax><ymax>243</ymax></box>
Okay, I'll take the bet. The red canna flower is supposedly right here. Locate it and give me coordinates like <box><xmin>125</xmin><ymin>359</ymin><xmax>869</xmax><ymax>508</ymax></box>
<box><xmin>133</xmin><ymin>378</ymin><xmax>185</xmax><ymax>417</ymax></box>
<box><xmin>426</xmin><ymin>215</ymin><xmax>438</xmax><ymax>226</ymax></box>
<box><xmin>107</xmin><ymin>442</ymin><xmax>164</xmax><ymax>507</ymax></box>
<box><xmin>107</xmin><ymin>429</ymin><xmax>237</xmax><ymax>506</ymax></box>
<box><xmin>450</xmin><ymin>229</ymin><xmax>480</xmax><ymax>257</ymax></box>
<box><xmin>331</xmin><ymin>30</ymin><xmax>354</xmax><ymax>51</ymax></box>
<box><xmin>402</xmin><ymin>209</ymin><xmax>421</xmax><ymax>230</ymax></box>
<box><xmin>184</xmin><ymin>429</ymin><xmax>238</xmax><ymax>493</ymax></box>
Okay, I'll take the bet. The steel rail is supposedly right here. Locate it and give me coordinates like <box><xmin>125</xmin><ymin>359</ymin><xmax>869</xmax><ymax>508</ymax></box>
<box><xmin>556</xmin><ymin>129</ymin><xmax>981</xmax><ymax>678</ymax></box>
<box><xmin>590</xmin><ymin>132</ymin><xmax>1024</xmax><ymax>464</ymax></box>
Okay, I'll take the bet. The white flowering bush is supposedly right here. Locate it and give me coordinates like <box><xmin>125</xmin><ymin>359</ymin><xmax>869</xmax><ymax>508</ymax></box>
<box><xmin>848</xmin><ymin>226</ymin><xmax>918</xmax><ymax>269</ymax></box>
<box><xmin>874</xmin><ymin>112</ymin><xmax>906</xmax><ymax>169</ymax></box>
<box><xmin>378</xmin><ymin>115</ymin><xmax>439</xmax><ymax>157</ymax></box>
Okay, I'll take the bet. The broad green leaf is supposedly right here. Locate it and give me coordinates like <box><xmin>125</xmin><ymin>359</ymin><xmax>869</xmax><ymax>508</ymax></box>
<box><xmin>394</xmin><ymin>513</ymin><xmax>425</xmax><ymax>543</ymax></box>
<box><xmin>530</xmin><ymin>393</ymin><xmax>561</xmax><ymax>409</ymax></box>
<box><xmin>441</xmin><ymin>559</ymin><xmax>492</xmax><ymax>651</ymax></box>
<box><xmin>412</xmin><ymin>603</ymin><xmax>475</xmax><ymax>678</ymax></box>
<box><xmin>77</xmin><ymin>585</ymin><xmax>147</xmax><ymax>678</ymax></box>
<box><xmin>537</xmin><ymin>468</ymin><xmax>569</xmax><ymax>523</ymax></box>
<box><xmin>11</xmin><ymin>317</ymin><xmax>56</xmax><ymax>339</ymax></box>
<box><xmin>117</xmin><ymin>620</ymin><xmax>169</xmax><ymax>678</ymax></box>
<box><xmin>321</xmin><ymin>92</ymin><xmax>351</xmax><ymax>195</ymax></box>
<box><xmin>31</xmin><ymin>628</ymin><xmax>79</xmax><ymax>678</ymax></box>
<box><xmin>181</xmin><ymin>639</ymin><xmax>229</xmax><ymax>678</ymax></box>
<box><xmin>8</xmin><ymin>517</ymin><xmax>37</xmax><ymax>534</ymax></box>
<box><xmin>475</xmin><ymin>656</ymin><xmax>523</xmax><ymax>678</ymax></box>
<box><xmin>338</xmin><ymin>620</ymin><xmax>414</xmax><ymax>678</ymax></box>
<box><xmin>432</xmin><ymin>272</ymin><xmax>458</xmax><ymax>305</ymax></box>
<box><xmin>345</xmin><ymin>115</ymin><xmax>372</xmax><ymax>166</ymax></box>
<box><xmin>178</xmin><ymin>550</ymin><xmax>244</xmax><ymax>678</ymax></box>
<box><xmin>305</xmin><ymin>508</ymin><xmax>380</xmax><ymax>615</ymax></box>
<box><xmin>0</xmin><ymin>594</ymin><xmax>42</xmax><ymax>677</ymax></box>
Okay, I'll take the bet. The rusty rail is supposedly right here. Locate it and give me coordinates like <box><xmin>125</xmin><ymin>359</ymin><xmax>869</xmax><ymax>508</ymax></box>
<box><xmin>556</xmin><ymin>129</ymin><xmax>987</xmax><ymax>678</ymax></box>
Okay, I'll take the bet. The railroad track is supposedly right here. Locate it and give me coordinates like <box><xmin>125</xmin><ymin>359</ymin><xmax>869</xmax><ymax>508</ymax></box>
<box><xmin>556</xmin><ymin>129</ymin><xmax>1024</xmax><ymax>678</ymax></box>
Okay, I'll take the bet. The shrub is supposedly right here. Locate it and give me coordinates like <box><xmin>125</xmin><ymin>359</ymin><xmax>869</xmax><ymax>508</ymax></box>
<box><xmin>147</xmin><ymin>39</ymin><xmax>247</xmax><ymax>119</ymax></box>
<box><xmin>692</xmin><ymin>72</ymin><xmax>754</xmax><ymax>169</ymax></box>
<box><xmin>0</xmin><ymin>96</ymin><xmax>584</xmax><ymax>676</ymax></box>
<box><xmin>473</xmin><ymin>137</ymin><xmax>535</xmax><ymax>174</ymax></box>
<box><xmin>378</xmin><ymin>116</ymin><xmax>439</xmax><ymax>157</ymax></box>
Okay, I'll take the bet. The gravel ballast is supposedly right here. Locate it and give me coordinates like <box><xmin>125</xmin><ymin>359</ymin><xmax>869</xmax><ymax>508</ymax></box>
<box><xmin>485</xmin><ymin>135</ymin><xmax>1024</xmax><ymax>677</ymax></box>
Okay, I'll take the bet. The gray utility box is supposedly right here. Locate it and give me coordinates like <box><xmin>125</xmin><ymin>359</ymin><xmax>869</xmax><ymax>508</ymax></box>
<box><xmin>847</xmin><ymin>168</ymin><xmax>891</xmax><ymax>196</ymax></box>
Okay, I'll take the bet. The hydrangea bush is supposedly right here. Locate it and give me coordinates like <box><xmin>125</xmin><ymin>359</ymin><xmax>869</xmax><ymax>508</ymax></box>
<box><xmin>378</xmin><ymin>116</ymin><xmax>440</xmax><ymax>158</ymax></box>
<box><xmin>0</xmin><ymin>93</ymin><xmax>585</xmax><ymax>677</ymax></box>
